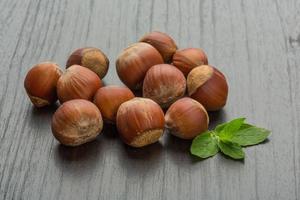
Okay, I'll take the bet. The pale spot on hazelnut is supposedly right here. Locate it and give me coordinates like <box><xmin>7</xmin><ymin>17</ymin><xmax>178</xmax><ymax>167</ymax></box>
<box><xmin>187</xmin><ymin>65</ymin><xmax>214</xmax><ymax>96</ymax></box>
<box><xmin>82</xmin><ymin>49</ymin><xmax>108</xmax><ymax>78</ymax></box>
<box><xmin>130</xmin><ymin>129</ymin><xmax>163</xmax><ymax>147</ymax></box>
<box><xmin>148</xmin><ymin>84</ymin><xmax>185</xmax><ymax>108</ymax></box>
<box><xmin>63</xmin><ymin>117</ymin><xmax>103</xmax><ymax>146</ymax></box>
<box><xmin>28</xmin><ymin>94</ymin><xmax>50</xmax><ymax>107</ymax></box>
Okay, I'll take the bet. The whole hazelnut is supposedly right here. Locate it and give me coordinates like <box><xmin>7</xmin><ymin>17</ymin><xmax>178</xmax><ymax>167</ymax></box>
<box><xmin>187</xmin><ymin>65</ymin><xmax>228</xmax><ymax>111</ymax></box>
<box><xmin>116</xmin><ymin>42</ymin><xmax>164</xmax><ymax>90</ymax></box>
<box><xmin>139</xmin><ymin>31</ymin><xmax>177</xmax><ymax>63</ymax></box>
<box><xmin>172</xmin><ymin>48</ymin><xmax>208</xmax><ymax>76</ymax></box>
<box><xmin>57</xmin><ymin>65</ymin><xmax>102</xmax><ymax>103</ymax></box>
<box><xmin>165</xmin><ymin>97</ymin><xmax>209</xmax><ymax>139</ymax></box>
<box><xmin>51</xmin><ymin>99</ymin><xmax>103</xmax><ymax>146</ymax></box>
<box><xmin>143</xmin><ymin>64</ymin><xmax>186</xmax><ymax>108</ymax></box>
<box><xmin>24</xmin><ymin>62</ymin><xmax>62</xmax><ymax>107</ymax></box>
<box><xmin>116</xmin><ymin>98</ymin><xmax>165</xmax><ymax>147</ymax></box>
<box><xmin>93</xmin><ymin>85</ymin><xmax>135</xmax><ymax>123</ymax></box>
<box><xmin>66</xmin><ymin>47</ymin><xmax>109</xmax><ymax>79</ymax></box>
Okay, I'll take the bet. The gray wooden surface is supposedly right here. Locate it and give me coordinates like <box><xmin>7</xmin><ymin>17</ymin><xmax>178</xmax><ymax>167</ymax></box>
<box><xmin>0</xmin><ymin>0</ymin><xmax>299</xmax><ymax>199</ymax></box>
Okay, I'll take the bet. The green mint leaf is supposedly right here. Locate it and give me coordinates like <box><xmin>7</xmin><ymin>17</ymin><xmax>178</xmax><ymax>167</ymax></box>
<box><xmin>217</xmin><ymin>140</ymin><xmax>245</xmax><ymax>159</ymax></box>
<box><xmin>190</xmin><ymin>131</ymin><xmax>219</xmax><ymax>158</ymax></box>
<box><xmin>239</xmin><ymin>123</ymin><xmax>253</xmax><ymax>130</ymax></box>
<box><xmin>190</xmin><ymin>117</ymin><xmax>270</xmax><ymax>161</ymax></box>
<box><xmin>216</xmin><ymin>121</ymin><xmax>253</xmax><ymax>133</ymax></box>
<box><xmin>219</xmin><ymin>123</ymin><xmax>254</xmax><ymax>140</ymax></box>
<box><xmin>229</xmin><ymin>127</ymin><xmax>270</xmax><ymax>146</ymax></box>
<box><xmin>215</xmin><ymin>118</ymin><xmax>246</xmax><ymax>134</ymax></box>
<box><xmin>222</xmin><ymin>118</ymin><xmax>246</xmax><ymax>133</ymax></box>
<box><xmin>215</xmin><ymin>122</ymin><xmax>227</xmax><ymax>132</ymax></box>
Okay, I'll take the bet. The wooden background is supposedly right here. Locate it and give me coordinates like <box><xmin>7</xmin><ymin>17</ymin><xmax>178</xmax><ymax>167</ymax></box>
<box><xmin>0</xmin><ymin>0</ymin><xmax>299</xmax><ymax>199</ymax></box>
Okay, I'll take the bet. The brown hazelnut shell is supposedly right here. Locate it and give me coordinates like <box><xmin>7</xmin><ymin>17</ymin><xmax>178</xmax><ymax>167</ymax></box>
<box><xmin>172</xmin><ymin>48</ymin><xmax>208</xmax><ymax>76</ymax></box>
<box><xmin>116</xmin><ymin>42</ymin><xmax>164</xmax><ymax>90</ymax></box>
<box><xmin>139</xmin><ymin>31</ymin><xmax>177</xmax><ymax>63</ymax></box>
<box><xmin>116</xmin><ymin>98</ymin><xmax>165</xmax><ymax>147</ymax></box>
<box><xmin>93</xmin><ymin>85</ymin><xmax>135</xmax><ymax>123</ymax></box>
<box><xmin>165</xmin><ymin>97</ymin><xmax>209</xmax><ymax>139</ymax></box>
<box><xmin>187</xmin><ymin>65</ymin><xmax>228</xmax><ymax>111</ymax></box>
<box><xmin>57</xmin><ymin>65</ymin><xmax>102</xmax><ymax>103</ymax></box>
<box><xmin>51</xmin><ymin>99</ymin><xmax>103</xmax><ymax>146</ymax></box>
<box><xmin>24</xmin><ymin>62</ymin><xmax>62</xmax><ymax>107</ymax></box>
<box><xmin>66</xmin><ymin>47</ymin><xmax>109</xmax><ymax>79</ymax></box>
<box><xmin>143</xmin><ymin>64</ymin><xmax>186</xmax><ymax>108</ymax></box>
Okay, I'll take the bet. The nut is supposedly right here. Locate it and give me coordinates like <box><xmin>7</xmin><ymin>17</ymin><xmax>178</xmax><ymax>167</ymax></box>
<box><xmin>187</xmin><ymin>65</ymin><xmax>228</xmax><ymax>111</ymax></box>
<box><xmin>24</xmin><ymin>62</ymin><xmax>62</xmax><ymax>107</ymax></box>
<box><xmin>51</xmin><ymin>99</ymin><xmax>103</xmax><ymax>146</ymax></box>
<box><xmin>57</xmin><ymin>65</ymin><xmax>102</xmax><ymax>103</ymax></box>
<box><xmin>93</xmin><ymin>85</ymin><xmax>135</xmax><ymax>123</ymax></box>
<box><xmin>116</xmin><ymin>42</ymin><xmax>164</xmax><ymax>90</ymax></box>
<box><xmin>139</xmin><ymin>31</ymin><xmax>177</xmax><ymax>63</ymax></box>
<box><xmin>116</xmin><ymin>98</ymin><xmax>165</xmax><ymax>147</ymax></box>
<box><xmin>66</xmin><ymin>47</ymin><xmax>109</xmax><ymax>79</ymax></box>
<box><xmin>172</xmin><ymin>48</ymin><xmax>208</xmax><ymax>76</ymax></box>
<box><xmin>143</xmin><ymin>64</ymin><xmax>186</xmax><ymax>108</ymax></box>
<box><xmin>165</xmin><ymin>97</ymin><xmax>209</xmax><ymax>139</ymax></box>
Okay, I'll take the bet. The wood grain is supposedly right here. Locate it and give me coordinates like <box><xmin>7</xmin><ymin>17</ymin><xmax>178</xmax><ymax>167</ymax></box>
<box><xmin>0</xmin><ymin>0</ymin><xmax>299</xmax><ymax>199</ymax></box>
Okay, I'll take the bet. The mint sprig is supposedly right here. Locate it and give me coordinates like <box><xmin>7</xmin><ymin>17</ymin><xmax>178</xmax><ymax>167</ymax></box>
<box><xmin>217</xmin><ymin>140</ymin><xmax>245</xmax><ymax>159</ymax></box>
<box><xmin>190</xmin><ymin>118</ymin><xmax>271</xmax><ymax>160</ymax></box>
<box><xmin>190</xmin><ymin>131</ymin><xmax>219</xmax><ymax>158</ymax></box>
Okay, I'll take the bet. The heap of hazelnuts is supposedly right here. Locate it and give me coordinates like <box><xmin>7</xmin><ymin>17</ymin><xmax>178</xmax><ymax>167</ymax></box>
<box><xmin>24</xmin><ymin>31</ymin><xmax>228</xmax><ymax>148</ymax></box>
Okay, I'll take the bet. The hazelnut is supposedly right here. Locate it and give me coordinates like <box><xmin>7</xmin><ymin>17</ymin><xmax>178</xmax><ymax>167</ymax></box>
<box><xmin>187</xmin><ymin>65</ymin><xmax>228</xmax><ymax>111</ymax></box>
<box><xmin>172</xmin><ymin>48</ymin><xmax>208</xmax><ymax>76</ymax></box>
<box><xmin>57</xmin><ymin>65</ymin><xmax>102</xmax><ymax>103</ymax></box>
<box><xmin>165</xmin><ymin>97</ymin><xmax>209</xmax><ymax>139</ymax></box>
<box><xmin>139</xmin><ymin>31</ymin><xmax>177</xmax><ymax>63</ymax></box>
<box><xmin>93</xmin><ymin>85</ymin><xmax>135</xmax><ymax>123</ymax></box>
<box><xmin>116</xmin><ymin>98</ymin><xmax>165</xmax><ymax>147</ymax></box>
<box><xmin>116</xmin><ymin>42</ymin><xmax>164</xmax><ymax>90</ymax></box>
<box><xmin>24</xmin><ymin>62</ymin><xmax>62</xmax><ymax>107</ymax></box>
<box><xmin>51</xmin><ymin>99</ymin><xmax>103</xmax><ymax>146</ymax></box>
<box><xmin>66</xmin><ymin>47</ymin><xmax>109</xmax><ymax>79</ymax></box>
<box><xmin>143</xmin><ymin>64</ymin><xmax>186</xmax><ymax>108</ymax></box>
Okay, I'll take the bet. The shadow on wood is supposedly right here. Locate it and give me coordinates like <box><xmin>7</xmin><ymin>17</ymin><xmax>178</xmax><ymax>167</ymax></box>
<box><xmin>117</xmin><ymin>141</ymin><xmax>163</xmax><ymax>178</ymax></box>
<box><xmin>101</xmin><ymin>123</ymin><xmax>119</xmax><ymax>139</ymax></box>
<box><xmin>163</xmin><ymin>131</ymin><xmax>195</xmax><ymax>165</ymax></box>
<box><xmin>122</xmin><ymin>141</ymin><xmax>163</xmax><ymax>160</ymax></box>
<box><xmin>27</xmin><ymin>103</ymin><xmax>59</xmax><ymax>132</ymax></box>
<box><xmin>54</xmin><ymin>138</ymin><xmax>102</xmax><ymax>162</ymax></box>
<box><xmin>208</xmin><ymin>109</ymin><xmax>228</xmax><ymax>130</ymax></box>
<box><xmin>30</xmin><ymin>103</ymin><xmax>59</xmax><ymax>117</ymax></box>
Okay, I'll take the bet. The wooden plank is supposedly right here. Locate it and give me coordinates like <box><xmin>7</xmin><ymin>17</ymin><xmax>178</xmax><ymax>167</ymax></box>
<box><xmin>0</xmin><ymin>0</ymin><xmax>299</xmax><ymax>199</ymax></box>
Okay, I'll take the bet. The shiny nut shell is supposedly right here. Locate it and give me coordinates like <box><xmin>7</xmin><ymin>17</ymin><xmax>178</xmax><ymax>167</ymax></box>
<box><xmin>172</xmin><ymin>48</ymin><xmax>208</xmax><ymax>76</ymax></box>
<box><xmin>93</xmin><ymin>85</ymin><xmax>135</xmax><ymax>123</ymax></box>
<box><xmin>66</xmin><ymin>47</ymin><xmax>109</xmax><ymax>79</ymax></box>
<box><xmin>139</xmin><ymin>31</ymin><xmax>177</xmax><ymax>63</ymax></box>
<box><xmin>51</xmin><ymin>99</ymin><xmax>103</xmax><ymax>146</ymax></box>
<box><xmin>187</xmin><ymin>65</ymin><xmax>228</xmax><ymax>111</ymax></box>
<box><xmin>143</xmin><ymin>64</ymin><xmax>186</xmax><ymax>108</ymax></box>
<box><xmin>116</xmin><ymin>97</ymin><xmax>165</xmax><ymax>147</ymax></box>
<box><xmin>116</xmin><ymin>42</ymin><xmax>164</xmax><ymax>90</ymax></box>
<box><xmin>165</xmin><ymin>97</ymin><xmax>209</xmax><ymax>139</ymax></box>
<box><xmin>24</xmin><ymin>62</ymin><xmax>62</xmax><ymax>107</ymax></box>
<box><xmin>57</xmin><ymin>65</ymin><xmax>102</xmax><ymax>103</ymax></box>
